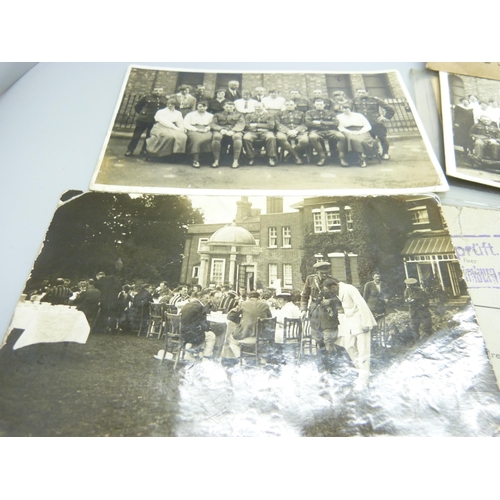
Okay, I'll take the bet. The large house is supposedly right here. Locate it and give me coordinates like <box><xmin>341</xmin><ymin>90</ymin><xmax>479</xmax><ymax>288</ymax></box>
<box><xmin>179</xmin><ymin>196</ymin><xmax>466</xmax><ymax>300</ymax></box>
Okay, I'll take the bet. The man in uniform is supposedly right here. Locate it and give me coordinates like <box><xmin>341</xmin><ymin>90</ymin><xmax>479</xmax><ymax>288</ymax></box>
<box><xmin>300</xmin><ymin>262</ymin><xmax>340</xmax><ymax>369</ymax></box>
<box><xmin>193</xmin><ymin>84</ymin><xmax>212</xmax><ymax>104</ymax></box>
<box><xmin>125</xmin><ymin>87</ymin><xmax>168</xmax><ymax>157</ymax></box>
<box><xmin>469</xmin><ymin>115</ymin><xmax>500</xmax><ymax>162</ymax></box>
<box><xmin>210</xmin><ymin>101</ymin><xmax>245</xmax><ymax>169</ymax></box>
<box><xmin>404</xmin><ymin>277</ymin><xmax>432</xmax><ymax>342</ymax></box>
<box><xmin>305</xmin><ymin>99</ymin><xmax>347</xmax><ymax>166</ymax></box>
<box><xmin>352</xmin><ymin>88</ymin><xmax>395</xmax><ymax>160</ymax></box>
<box><xmin>363</xmin><ymin>272</ymin><xmax>389</xmax><ymax>335</ymax></box>
<box><xmin>307</xmin><ymin>89</ymin><xmax>333</xmax><ymax>111</ymax></box>
<box><xmin>275</xmin><ymin>100</ymin><xmax>308</xmax><ymax>164</ymax></box>
<box><xmin>242</xmin><ymin>102</ymin><xmax>278</xmax><ymax>166</ymax></box>
<box><xmin>289</xmin><ymin>90</ymin><xmax>309</xmax><ymax>113</ymax></box>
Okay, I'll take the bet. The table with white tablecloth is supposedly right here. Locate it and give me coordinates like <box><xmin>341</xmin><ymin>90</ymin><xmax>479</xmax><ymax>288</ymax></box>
<box><xmin>5</xmin><ymin>301</ymin><xmax>90</xmax><ymax>350</ymax></box>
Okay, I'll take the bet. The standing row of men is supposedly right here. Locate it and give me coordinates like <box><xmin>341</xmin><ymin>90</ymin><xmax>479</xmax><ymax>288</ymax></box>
<box><xmin>125</xmin><ymin>83</ymin><xmax>395</xmax><ymax>167</ymax></box>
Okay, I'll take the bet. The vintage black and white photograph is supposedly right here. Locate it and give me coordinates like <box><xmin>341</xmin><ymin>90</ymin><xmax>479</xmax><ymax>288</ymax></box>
<box><xmin>441</xmin><ymin>71</ymin><xmax>500</xmax><ymax>189</ymax></box>
<box><xmin>90</xmin><ymin>66</ymin><xmax>446</xmax><ymax>196</ymax></box>
<box><xmin>1</xmin><ymin>190</ymin><xmax>499</xmax><ymax>437</ymax></box>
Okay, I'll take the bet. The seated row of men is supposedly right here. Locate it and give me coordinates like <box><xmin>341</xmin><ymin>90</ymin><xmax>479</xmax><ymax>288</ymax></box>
<box><xmin>125</xmin><ymin>86</ymin><xmax>395</xmax><ymax>168</ymax></box>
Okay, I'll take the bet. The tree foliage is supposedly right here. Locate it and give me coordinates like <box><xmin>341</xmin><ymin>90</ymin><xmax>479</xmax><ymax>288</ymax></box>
<box><xmin>26</xmin><ymin>192</ymin><xmax>203</xmax><ymax>290</ymax></box>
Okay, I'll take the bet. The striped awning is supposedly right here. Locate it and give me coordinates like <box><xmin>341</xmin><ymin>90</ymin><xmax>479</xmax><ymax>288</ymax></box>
<box><xmin>401</xmin><ymin>236</ymin><xmax>454</xmax><ymax>256</ymax></box>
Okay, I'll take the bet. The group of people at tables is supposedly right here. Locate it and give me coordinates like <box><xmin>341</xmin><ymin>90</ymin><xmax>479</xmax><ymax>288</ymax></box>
<box><xmin>125</xmin><ymin>82</ymin><xmax>395</xmax><ymax>169</ymax></box>
<box><xmin>453</xmin><ymin>94</ymin><xmax>500</xmax><ymax>162</ymax></box>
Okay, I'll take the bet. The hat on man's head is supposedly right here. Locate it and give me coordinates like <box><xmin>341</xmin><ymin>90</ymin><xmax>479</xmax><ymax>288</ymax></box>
<box><xmin>276</xmin><ymin>292</ymin><xmax>292</xmax><ymax>300</ymax></box>
<box><xmin>313</xmin><ymin>261</ymin><xmax>331</xmax><ymax>270</ymax></box>
<box><xmin>248</xmin><ymin>291</ymin><xmax>260</xmax><ymax>298</ymax></box>
<box><xmin>404</xmin><ymin>278</ymin><xmax>418</xmax><ymax>285</ymax></box>
<box><xmin>216</xmin><ymin>88</ymin><xmax>226</xmax><ymax>94</ymax></box>
<box><xmin>322</xmin><ymin>278</ymin><xmax>340</xmax><ymax>288</ymax></box>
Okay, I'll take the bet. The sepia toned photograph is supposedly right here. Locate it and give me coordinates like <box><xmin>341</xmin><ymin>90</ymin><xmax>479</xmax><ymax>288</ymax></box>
<box><xmin>1</xmin><ymin>190</ymin><xmax>499</xmax><ymax>437</ymax></box>
<box><xmin>441</xmin><ymin>71</ymin><xmax>500</xmax><ymax>189</ymax></box>
<box><xmin>90</xmin><ymin>66</ymin><xmax>447</xmax><ymax>196</ymax></box>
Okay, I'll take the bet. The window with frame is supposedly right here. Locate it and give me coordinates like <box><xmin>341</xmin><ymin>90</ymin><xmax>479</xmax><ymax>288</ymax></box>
<box><xmin>282</xmin><ymin>226</ymin><xmax>291</xmax><ymax>247</ymax></box>
<box><xmin>283</xmin><ymin>264</ymin><xmax>293</xmax><ymax>288</ymax></box>
<box><xmin>313</xmin><ymin>206</ymin><xmax>341</xmax><ymax>233</ymax></box>
<box><xmin>409</xmin><ymin>206</ymin><xmax>430</xmax><ymax>225</ymax></box>
<box><xmin>198</xmin><ymin>238</ymin><xmax>209</xmax><ymax>251</ymax></box>
<box><xmin>345</xmin><ymin>206</ymin><xmax>354</xmax><ymax>231</ymax></box>
<box><xmin>268</xmin><ymin>227</ymin><xmax>278</xmax><ymax>247</ymax></box>
<box><xmin>210</xmin><ymin>259</ymin><xmax>225</xmax><ymax>285</ymax></box>
<box><xmin>269</xmin><ymin>264</ymin><xmax>278</xmax><ymax>287</ymax></box>
<box><xmin>192</xmin><ymin>266</ymin><xmax>200</xmax><ymax>279</ymax></box>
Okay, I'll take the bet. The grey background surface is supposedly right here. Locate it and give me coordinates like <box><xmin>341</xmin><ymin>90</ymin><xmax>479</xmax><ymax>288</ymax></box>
<box><xmin>1</xmin><ymin>62</ymin><xmax>499</xmax><ymax>341</ymax></box>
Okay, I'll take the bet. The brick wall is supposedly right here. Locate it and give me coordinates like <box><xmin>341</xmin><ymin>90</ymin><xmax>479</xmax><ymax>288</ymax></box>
<box><xmin>387</xmin><ymin>72</ymin><xmax>406</xmax><ymax>99</ymax></box>
<box><xmin>462</xmin><ymin>74</ymin><xmax>500</xmax><ymax>103</ymax></box>
<box><xmin>259</xmin><ymin>212</ymin><xmax>303</xmax><ymax>291</ymax></box>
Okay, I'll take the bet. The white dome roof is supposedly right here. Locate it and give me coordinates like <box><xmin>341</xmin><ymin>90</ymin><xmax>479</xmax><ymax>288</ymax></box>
<box><xmin>208</xmin><ymin>223</ymin><xmax>256</xmax><ymax>246</ymax></box>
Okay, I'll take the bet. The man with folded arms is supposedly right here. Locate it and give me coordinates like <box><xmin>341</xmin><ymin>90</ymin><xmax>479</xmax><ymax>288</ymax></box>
<box><xmin>243</xmin><ymin>102</ymin><xmax>278</xmax><ymax>166</ymax></box>
<box><xmin>275</xmin><ymin>100</ymin><xmax>308</xmax><ymax>164</ymax></box>
<box><xmin>305</xmin><ymin>99</ymin><xmax>347</xmax><ymax>166</ymax></box>
<box><xmin>210</xmin><ymin>101</ymin><xmax>245</xmax><ymax>169</ymax></box>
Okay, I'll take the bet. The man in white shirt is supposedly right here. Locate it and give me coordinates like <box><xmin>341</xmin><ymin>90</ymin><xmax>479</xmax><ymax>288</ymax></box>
<box><xmin>262</xmin><ymin>89</ymin><xmax>286</xmax><ymax>115</ymax></box>
<box><xmin>273</xmin><ymin>292</ymin><xmax>301</xmax><ymax>343</ymax></box>
<box><xmin>234</xmin><ymin>90</ymin><xmax>259</xmax><ymax>114</ymax></box>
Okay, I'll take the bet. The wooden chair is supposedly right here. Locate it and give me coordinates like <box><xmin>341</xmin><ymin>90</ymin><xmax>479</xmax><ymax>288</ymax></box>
<box><xmin>158</xmin><ymin>304</ymin><xmax>177</xmax><ymax>339</ymax></box>
<box><xmin>146</xmin><ymin>303</ymin><xmax>164</xmax><ymax>339</ymax></box>
<box><xmin>240</xmin><ymin>317</ymin><xmax>277</xmax><ymax>366</ymax></box>
<box><xmin>299</xmin><ymin>317</ymin><xmax>317</xmax><ymax>362</ymax></box>
<box><xmin>162</xmin><ymin>312</ymin><xmax>184</xmax><ymax>370</ymax></box>
<box><xmin>282</xmin><ymin>317</ymin><xmax>303</xmax><ymax>362</ymax></box>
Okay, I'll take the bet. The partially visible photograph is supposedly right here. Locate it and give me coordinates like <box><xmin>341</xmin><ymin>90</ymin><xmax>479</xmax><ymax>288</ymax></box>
<box><xmin>90</xmin><ymin>66</ymin><xmax>446</xmax><ymax>196</ymax></box>
<box><xmin>441</xmin><ymin>71</ymin><xmax>500</xmax><ymax>188</ymax></box>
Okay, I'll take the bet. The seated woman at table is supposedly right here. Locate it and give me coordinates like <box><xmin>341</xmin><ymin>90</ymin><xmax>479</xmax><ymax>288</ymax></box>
<box><xmin>146</xmin><ymin>98</ymin><xmax>187</xmax><ymax>159</ymax></box>
<box><xmin>184</xmin><ymin>102</ymin><xmax>214</xmax><ymax>168</ymax></box>
<box><xmin>272</xmin><ymin>292</ymin><xmax>301</xmax><ymax>343</ymax></box>
<box><xmin>336</xmin><ymin>103</ymin><xmax>378</xmax><ymax>168</ymax></box>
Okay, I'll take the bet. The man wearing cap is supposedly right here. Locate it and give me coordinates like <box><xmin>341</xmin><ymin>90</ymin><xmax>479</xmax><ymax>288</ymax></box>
<box><xmin>210</xmin><ymin>101</ymin><xmax>245</xmax><ymax>169</ymax></box>
<box><xmin>324</xmin><ymin>278</ymin><xmax>377</xmax><ymax>389</ymax></box>
<box><xmin>179</xmin><ymin>288</ymin><xmax>216</xmax><ymax>361</ymax></box>
<box><xmin>273</xmin><ymin>292</ymin><xmax>301</xmax><ymax>344</ymax></box>
<box><xmin>404</xmin><ymin>278</ymin><xmax>432</xmax><ymax>341</ymax></box>
<box><xmin>300</xmin><ymin>261</ymin><xmax>339</xmax><ymax>361</ymax></box>
<box><xmin>227</xmin><ymin>290</ymin><xmax>272</xmax><ymax>359</ymax></box>
<box><xmin>125</xmin><ymin>86</ymin><xmax>168</xmax><ymax>157</ymax></box>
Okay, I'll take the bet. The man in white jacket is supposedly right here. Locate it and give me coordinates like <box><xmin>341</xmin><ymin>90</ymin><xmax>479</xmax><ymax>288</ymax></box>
<box><xmin>323</xmin><ymin>278</ymin><xmax>377</xmax><ymax>389</ymax></box>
